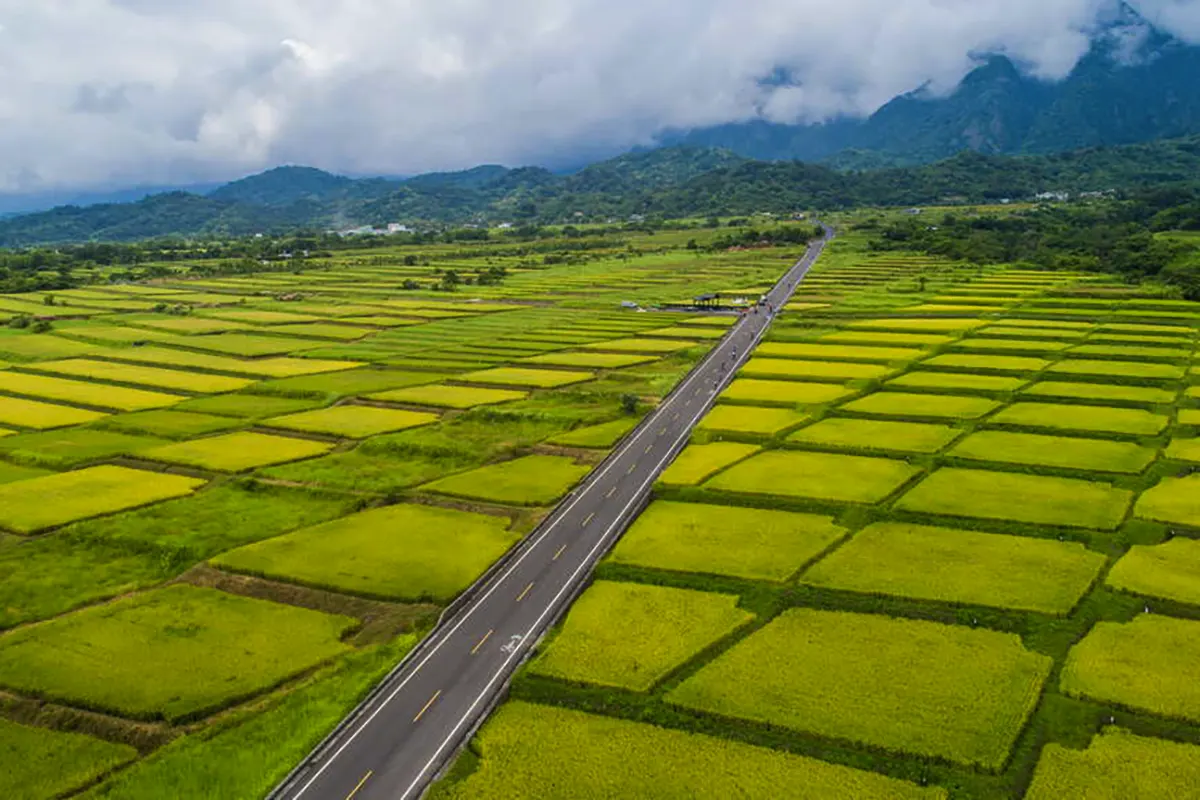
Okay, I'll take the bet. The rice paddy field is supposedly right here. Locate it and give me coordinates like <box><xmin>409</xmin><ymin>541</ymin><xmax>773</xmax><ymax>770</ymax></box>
<box><xmin>0</xmin><ymin>227</ymin><xmax>767</xmax><ymax>797</ymax></box>
<box><xmin>6</xmin><ymin>217</ymin><xmax>1200</xmax><ymax>799</ymax></box>
<box><xmin>436</xmin><ymin>225</ymin><xmax>1200</xmax><ymax>800</ymax></box>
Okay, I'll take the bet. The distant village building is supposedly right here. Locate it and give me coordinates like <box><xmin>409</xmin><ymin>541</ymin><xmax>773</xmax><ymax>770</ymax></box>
<box><xmin>1035</xmin><ymin>191</ymin><xmax>1070</xmax><ymax>202</ymax></box>
<box><xmin>339</xmin><ymin>225</ymin><xmax>384</xmax><ymax>237</ymax></box>
<box><xmin>387</xmin><ymin>223</ymin><xmax>412</xmax><ymax>234</ymax></box>
<box><xmin>904</xmin><ymin>208</ymin><xmax>923</xmax><ymax>215</ymax></box>
<box><xmin>495</xmin><ymin>222</ymin><xmax>514</xmax><ymax>230</ymax></box>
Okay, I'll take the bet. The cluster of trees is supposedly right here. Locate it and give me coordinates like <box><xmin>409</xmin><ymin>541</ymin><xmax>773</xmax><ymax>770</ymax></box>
<box><xmin>707</xmin><ymin>223</ymin><xmax>825</xmax><ymax>250</ymax></box>
<box><xmin>425</xmin><ymin>265</ymin><xmax>510</xmax><ymax>292</ymax></box>
<box><xmin>869</xmin><ymin>188</ymin><xmax>1200</xmax><ymax>298</ymax></box>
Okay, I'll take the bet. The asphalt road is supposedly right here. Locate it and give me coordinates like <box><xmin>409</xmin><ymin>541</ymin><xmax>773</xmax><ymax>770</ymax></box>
<box><xmin>272</xmin><ymin>230</ymin><xmax>832</xmax><ymax>800</ymax></box>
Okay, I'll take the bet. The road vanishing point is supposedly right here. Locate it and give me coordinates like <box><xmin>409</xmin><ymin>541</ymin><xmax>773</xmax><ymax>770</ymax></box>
<box><xmin>271</xmin><ymin>230</ymin><xmax>833</xmax><ymax>800</ymax></box>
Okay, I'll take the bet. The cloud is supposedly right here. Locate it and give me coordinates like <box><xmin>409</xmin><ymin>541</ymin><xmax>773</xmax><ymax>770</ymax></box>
<box><xmin>0</xmin><ymin>0</ymin><xmax>1193</xmax><ymax>193</ymax></box>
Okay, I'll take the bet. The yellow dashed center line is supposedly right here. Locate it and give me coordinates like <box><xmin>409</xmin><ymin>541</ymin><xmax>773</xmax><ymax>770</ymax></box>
<box><xmin>516</xmin><ymin>582</ymin><xmax>534</xmax><ymax>602</ymax></box>
<box><xmin>470</xmin><ymin>629</ymin><xmax>493</xmax><ymax>655</ymax></box>
<box><xmin>345</xmin><ymin>771</ymin><xmax>373</xmax><ymax>800</ymax></box>
<box><xmin>553</xmin><ymin>544</ymin><xmax>568</xmax><ymax>560</ymax></box>
<box><xmin>413</xmin><ymin>690</ymin><xmax>441</xmax><ymax>723</ymax></box>
<box><xmin>582</xmin><ymin>512</ymin><xmax>594</xmax><ymax>527</ymax></box>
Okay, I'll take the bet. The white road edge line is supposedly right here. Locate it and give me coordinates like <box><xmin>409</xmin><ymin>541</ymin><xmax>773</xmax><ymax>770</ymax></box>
<box><xmin>284</xmin><ymin>268</ymin><xmax>773</xmax><ymax>799</ymax></box>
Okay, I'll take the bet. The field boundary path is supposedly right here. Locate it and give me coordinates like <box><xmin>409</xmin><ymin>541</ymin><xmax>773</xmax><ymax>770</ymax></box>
<box><xmin>270</xmin><ymin>229</ymin><xmax>833</xmax><ymax>800</ymax></box>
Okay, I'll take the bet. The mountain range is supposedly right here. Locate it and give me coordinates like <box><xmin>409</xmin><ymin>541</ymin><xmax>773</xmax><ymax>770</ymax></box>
<box><xmin>6</xmin><ymin>8</ymin><xmax>1200</xmax><ymax>246</ymax></box>
<box><xmin>669</xmin><ymin>10</ymin><xmax>1200</xmax><ymax>167</ymax></box>
<box><xmin>3</xmin><ymin>135</ymin><xmax>1200</xmax><ymax>246</ymax></box>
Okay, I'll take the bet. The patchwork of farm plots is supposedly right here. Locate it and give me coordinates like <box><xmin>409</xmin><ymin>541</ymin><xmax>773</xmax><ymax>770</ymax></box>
<box><xmin>0</xmin><ymin>241</ymin><xmax>760</xmax><ymax>797</ymax></box>
<box><xmin>438</xmin><ymin>245</ymin><xmax>1200</xmax><ymax>799</ymax></box>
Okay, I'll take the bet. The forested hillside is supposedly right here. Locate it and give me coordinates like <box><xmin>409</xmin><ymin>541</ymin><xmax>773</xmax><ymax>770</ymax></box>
<box><xmin>2</xmin><ymin>137</ymin><xmax>1200</xmax><ymax>246</ymax></box>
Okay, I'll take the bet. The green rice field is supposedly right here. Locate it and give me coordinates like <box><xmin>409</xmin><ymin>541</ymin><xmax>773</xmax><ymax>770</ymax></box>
<box><xmin>0</xmin><ymin>718</ymin><xmax>136</xmax><ymax>800</ymax></box>
<box><xmin>458</xmin><ymin>366</ymin><xmax>595</xmax><ymax>388</ymax></box>
<box><xmin>839</xmin><ymin>391</ymin><xmax>1002</xmax><ymax>420</ymax></box>
<box><xmin>0</xmin><ymin>428</ymin><xmax>168</xmax><ymax>469</ymax></box>
<box><xmin>419</xmin><ymin>454</ymin><xmax>590</xmax><ymax>505</ymax></box>
<box><xmin>530</xmin><ymin>581</ymin><xmax>753</xmax><ymax>691</ymax></box>
<box><xmin>657</xmin><ymin>442</ymin><xmax>758</xmax><ymax>486</ymax></box>
<box><xmin>705</xmin><ymin>450</ymin><xmax>921</xmax><ymax>504</ymax></box>
<box><xmin>895</xmin><ymin>468</ymin><xmax>1132</xmax><ymax>529</ymax></box>
<box><xmin>0</xmin><ymin>370</ymin><xmax>182</xmax><ymax>412</ymax></box>
<box><xmin>947</xmin><ymin>430</ymin><xmax>1157</xmax><ymax>473</ymax></box>
<box><xmin>5</xmin><ymin>221</ymin><xmax>1200</xmax><ymax>799</ymax></box>
<box><xmin>666</xmin><ymin>609</ymin><xmax>1050</xmax><ymax>768</ymax></box>
<box><xmin>988</xmin><ymin>402</ymin><xmax>1169</xmax><ymax>436</ymax></box>
<box><xmin>430</xmin><ymin>703</ymin><xmax>945</xmax><ymax>800</ymax></box>
<box><xmin>546</xmin><ymin>417</ymin><xmax>638</xmax><ymax>448</ymax></box>
<box><xmin>787</xmin><ymin>417</ymin><xmax>964</xmax><ymax>453</ymax></box>
<box><xmin>368</xmin><ymin>384</ymin><xmax>526</xmax><ymax>409</ymax></box>
<box><xmin>0</xmin><ymin>585</ymin><xmax>355</xmax><ymax>721</ymax></box>
<box><xmin>696</xmin><ymin>405</ymin><xmax>809</xmax><ymax>436</ymax></box>
<box><xmin>800</xmin><ymin>522</ymin><xmax>1105</xmax><ymax>614</ymax></box>
<box><xmin>0</xmin><ymin>465</ymin><xmax>204</xmax><ymax>534</ymax></box>
<box><xmin>212</xmin><ymin>504</ymin><xmax>520</xmax><ymax>602</ymax></box>
<box><xmin>263</xmin><ymin>405</ymin><xmax>439</xmax><ymax>438</ymax></box>
<box><xmin>1025</xmin><ymin>728</ymin><xmax>1200</xmax><ymax>800</ymax></box>
<box><xmin>140</xmin><ymin>431</ymin><xmax>335</xmax><ymax>471</ymax></box>
<box><xmin>1134</xmin><ymin>475</ymin><xmax>1200</xmax><ymax>527</ymax></box>
<box><xmin>94</xmin><ymin>409</ymin><xmax>243</xmax><ymax>438</ymax></box>
<box><xmin>609</xmin><ymin>501</ymin><xmax>847</xmax><ymax>581</ymax></box>
<box><xmin>28</xmin><ymin>358</ymin><xmax>254</xmax><ymax>394</ymax></box>
<box><xmin>719</xmin><ymin>378</ymin><xmax>853</xmax><ymax>407</ymax></box>
<box><xmin>1106</xmin><ymin>538</ymin><xmax>1200</xmax><ymax>605</ymax></box>
<box><xmin>1061</xmin><ymin>615</ymin><xmax>1200</xmax><ymax>722</ymax></box>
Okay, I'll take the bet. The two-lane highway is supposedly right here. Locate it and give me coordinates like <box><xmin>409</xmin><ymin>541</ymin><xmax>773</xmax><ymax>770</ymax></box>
<box><xmin>272</xmin><ymin>230</ymin><xmax>832</xmax><ymax>800</ymax></box>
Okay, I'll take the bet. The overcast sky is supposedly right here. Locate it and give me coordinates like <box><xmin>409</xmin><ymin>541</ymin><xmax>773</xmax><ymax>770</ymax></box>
<box><xmin>1</xmin><ymin>0</ymin><xmax>1199</xmax><ymax>195</ymax></box>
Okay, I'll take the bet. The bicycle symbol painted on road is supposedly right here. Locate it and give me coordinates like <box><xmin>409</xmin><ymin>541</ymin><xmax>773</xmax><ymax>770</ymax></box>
<box><xmin>500</xmin><ymin>634</ymin><xmax>524</xmax><ymax>655</ymax></box>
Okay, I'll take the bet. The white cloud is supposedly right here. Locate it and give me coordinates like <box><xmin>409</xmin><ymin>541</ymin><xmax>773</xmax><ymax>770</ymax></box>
<box><xmin>0</xmin><ymin>0</ymin><xmax>1191</xmax><ymax>193</ymax></box>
